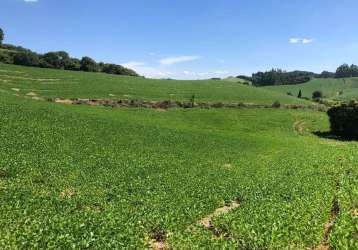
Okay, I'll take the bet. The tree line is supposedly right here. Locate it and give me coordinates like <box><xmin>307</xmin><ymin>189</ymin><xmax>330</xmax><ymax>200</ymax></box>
<box><xmin>240</xmin><ymin>64</ymin><xmax>358</xmax><ymax>87</ymax></box>
<box><xmin>0</xmin><ymin>28</ymin><xmax>138</xmax><ymax>77</ymax></box>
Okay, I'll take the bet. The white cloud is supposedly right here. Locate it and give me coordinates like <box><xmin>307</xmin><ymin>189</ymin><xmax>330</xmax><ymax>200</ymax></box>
<box><xmin>122</xmin><ymin>61</ymin><xmax>172</xmax><ymax>78</ymax></box>
<box><xmin>289</xmin><ymin>38</ymin><xmax>300</xmax><ymax>44</ymax></box>
<box><xmin>182</xmin><ymin>70</ymin><xmax>230</xmax><ymax>78</ymax></box>
<box><xmin>302</xmin><ymin>38</ymin><xmax>313</xmax><ymax>44</ymax></box>
<box><xmin>122</xmin><ymin>61</ymin><xmax>145</xmax><ymax>68</ymax></box>
<box><xmin>289</xmin><ymin>37</ymin><xmax>314</xmax><ymax>44</ymax></box>
<box><xmin>24</xmin><ymin>0</ymin><xmax>38</xmax><ymax>2</ymax></box>
<box><xmin>159</xmin><ymin>56</ymin><xmax>200</xmax><ymax>65</ymax></box>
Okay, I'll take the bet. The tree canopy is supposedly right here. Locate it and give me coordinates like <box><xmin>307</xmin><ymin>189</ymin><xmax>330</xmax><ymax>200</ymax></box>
<box><xmin>0</xmin><ymin>41</ymin><xmax>139</xmax><ymax>77</ymax></box>
<box><xmin>0</xmin><ymin>28</ymin><xmax>4</xmax><ymax>45</ymax></box>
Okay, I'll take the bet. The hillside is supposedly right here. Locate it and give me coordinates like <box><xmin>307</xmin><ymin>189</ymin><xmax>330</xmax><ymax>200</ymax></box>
<box><xmin>0</xmin><ymin>63</ymin><xmax>310</xmax><ymax>105</ymax></box>
<box><xmin>0</xmin><ymin>86</ymin><xmax>357</xmax><ymax>248</ymax></box>
<box><xmin>264</xmin><ymin>77</ymin><xmax>358</xmax><ymax>101</ymax></box>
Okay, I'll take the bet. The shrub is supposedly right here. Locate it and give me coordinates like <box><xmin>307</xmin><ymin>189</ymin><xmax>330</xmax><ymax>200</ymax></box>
<box><xmin>297</xmin><ymin>90</ymin><xmax>302</xmax><ymax>98</ymax></box>
<box><xmin>312</xmin><ymin>90</ymin><xmax>323</xmax><ymax>100</ymax></box>
<box><xmin>272</xmin><ymin>101</ymin><xmax>281</xmax><ymax>108</ymax></box>
<box><xmin>13</xmin><ymin>52</ymin><xmax>40</xmax><ymax>66</ymax></box>
<box><xmin>327</xmin><ymin>102</ymin><xmax>358</xmax><ymax>139</ymax></box>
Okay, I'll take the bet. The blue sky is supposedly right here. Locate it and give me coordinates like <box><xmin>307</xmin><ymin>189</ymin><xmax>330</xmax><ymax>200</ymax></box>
<box><xmin>2</xmin><ymin>0</ymin><xmax>358</xmax><ymax>79</ymax></box>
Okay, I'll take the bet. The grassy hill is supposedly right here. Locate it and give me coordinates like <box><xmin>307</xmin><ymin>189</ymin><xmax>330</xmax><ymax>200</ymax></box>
<box><xmin>223</xmin><ymin>76</ymin><xmax>252</xmax><ymax>84</ymax></box>
<box><xmin>0</xmin><ymin>64</ymin><xmax>357</xmax><ymax>249</ymax></box>
<box><xmin>264</xmin><ymin>77</ymin><xmax>358</xmax><ymax>101</ymax></box>
<box><xmin>0</xmin><ymin>63</ymin><xmax>309</xmax><ymax>105</ymax></box>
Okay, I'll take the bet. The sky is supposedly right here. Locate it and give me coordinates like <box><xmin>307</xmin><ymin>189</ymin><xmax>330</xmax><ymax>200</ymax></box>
<box><xmin>1</xmin><ymin>0</ymin><xmax>358</xmax><ymax>79</ymax></box>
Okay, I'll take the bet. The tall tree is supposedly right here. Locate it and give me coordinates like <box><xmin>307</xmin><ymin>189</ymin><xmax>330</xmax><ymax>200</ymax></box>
<box><xmin>350</xmin><ymin>64</ymin><xmax>358</xmax><ymax>77</ymax></box>
<box><xmin>80</xmin><ymin>56</ymin><xmax>99</xmax><ymax>72</ymax></box>
<box><xmin>298</xmin><ymin>90</ymin><xmax>302</xmax><ymax>98</ymax></box>
<box><xmin>336</xmin><ymin>64</ymin><xmax>351</xmax><ymax>78</ymax></box>
<box><xmin>0</xmin><ymin>28</ymin><xmax>4</xmax><ymax>45</ymax></box>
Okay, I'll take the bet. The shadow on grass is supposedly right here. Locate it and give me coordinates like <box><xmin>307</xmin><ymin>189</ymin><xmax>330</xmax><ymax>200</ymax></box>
<box><xmin>313</xmin><ymin>131</ymin><xmax>358</xmax><ymax>142</ymax></box>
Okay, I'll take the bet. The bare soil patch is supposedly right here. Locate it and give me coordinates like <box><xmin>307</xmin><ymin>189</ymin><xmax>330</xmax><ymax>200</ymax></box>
<box><xmin>197</xmin><ymin>200</ymin><xmax>240</xmax><ymax>229</ymax></box>
<box><xmin>293</xmin><ymin>120</ymin><xmax>305</xmax><ymax>135</ymax></box>
<box><xmin>60</xmin><ymin>188</ymin><xmax>77</xmax><ymax>199</ymax></box>
<box><xmin>26</xmin><ymin>92</ymin><xmax>37</xmax><ymax>96</ymax></box>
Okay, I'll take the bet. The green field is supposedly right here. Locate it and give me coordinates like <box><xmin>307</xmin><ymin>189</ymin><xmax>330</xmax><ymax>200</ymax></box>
<box><xmin>265</xmin><ymin>77</ymin><xmax>358</xmax><ymax>101</ymax></box>
<box><xmin>0</xmin><ymin>64</ymin><xmax>357</xmax><ymax>249</ymax></box>
<box><xmin>0</xmin><ymin>63</ymin><xmax>310</xmax><ymax>105</ymax></box>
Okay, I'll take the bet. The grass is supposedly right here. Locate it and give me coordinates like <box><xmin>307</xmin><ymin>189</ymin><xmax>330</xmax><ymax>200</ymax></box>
<box><xmin>0</xmin><ymin>64</ymin><xmax>357</xmax><ymax>249</ymax></box>
<box><xmin>0</xmin><ymin>63</ymin><xmax>309</xmax><ymax>105</ymax></box>
<box><xmin>265</xmin><ymin>77</ymin><xmax>358</xmax><ymax>101</ymax></box>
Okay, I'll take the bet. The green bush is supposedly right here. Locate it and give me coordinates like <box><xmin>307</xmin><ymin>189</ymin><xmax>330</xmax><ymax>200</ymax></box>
<box><xmin>327</xmin><ymin>102</ymin><xmax>358</xmax><ymax>139</ymax></box>
<box><xmin>312</xmin><ymin>90</ymin><xmax>322</xmax><ymax>100</ymax></box>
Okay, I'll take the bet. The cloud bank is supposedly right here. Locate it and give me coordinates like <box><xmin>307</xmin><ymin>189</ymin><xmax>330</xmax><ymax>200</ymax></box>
<box><xmin>289</xmin><ymin>38</ymin><xmax>314</xmax><ymax>44</ymax></box>
<box><xmin>159</xmin><ymin>56</ymin><xmax>200</xmax><ymax>65</ymax></box>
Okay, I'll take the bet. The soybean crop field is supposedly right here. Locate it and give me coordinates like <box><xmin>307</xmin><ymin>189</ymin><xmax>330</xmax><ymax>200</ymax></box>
<box><xmin>0</xmin><ymin>64</ymin><xmax>357</xmax><ymax>249</ymax></box>
<box><xmin>0</xmin><ymin>63</ymin><xmax>308</xmax><ymax>105</ymax></box>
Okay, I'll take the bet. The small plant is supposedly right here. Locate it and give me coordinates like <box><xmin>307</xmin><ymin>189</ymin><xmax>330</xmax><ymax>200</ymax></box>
<box><xmin>190</xmin><ymin>94</ymin><xmax>195</xmax><ymax>107</ymax></box>
<box><xmin>312</xmin><ymin>90</ymin><xmax>323</xmax><ymax>100</ymax></box>
<box><xmin>272</xmin><ymin>101</ymin><xmax>281</xmax><ymax>108</ymax></box>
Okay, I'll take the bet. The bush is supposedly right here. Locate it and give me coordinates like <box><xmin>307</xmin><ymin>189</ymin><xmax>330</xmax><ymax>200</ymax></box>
<box><xmin>312</xmin><ymin>90</ymin><xmax>323</xmax><ymax>100</ymax></box>
<box><xmin>13</xmin><ymin>52</ymin><xmax>40</xmax><ymax>66</ymax></box>
<box><xmin>272</xmin><ymin>101</ymin><xmax>281</xmax><ymax>108</ymax></box>
<box><xmin>327</xmin><ymin>102</ymin><xmax>358</xmax><ymax>139</ymax></box>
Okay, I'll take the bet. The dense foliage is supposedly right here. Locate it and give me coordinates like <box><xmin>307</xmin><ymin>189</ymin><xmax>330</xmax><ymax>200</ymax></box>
<box><xmin>236</xmin><ymin>75</ymin><xmax>252</xmax><ymax>82</ymax></box>
<box><xmin>0</xmin><ymin>28</ymin><xmax>138</xmax><ymax>77</ymax></box>
<box><xmin>252</xmin><ymin>69</ymin><xmax>315</xmax><ymax>86</ymax></box>
<box><xmin>0</xmin><ymin>46</ymin><xmax>138</xmax><ymax>76</ymax></box>
<box><xmin>312</xmin><ymin>90</ymin><xmax>323</xmax><ymax>100</ymax></box>
<box><xmin>0</xmin><ymin>28</ymin><xmax>3</xmax><ymax>45</ymax></box>
<box><xmin>336</xmin><ymin>64</ymin><xmax>358</xmax><ymax>78</ymax></box>
<box><xmin>328</xmin><ymin>102</ymin><xmax>358</xmax><ymax>139</ymax></box>
<box><xmin>251</xmin><ymin>64</ymin><xmax>358</xmax><ymax>86</ymax></box>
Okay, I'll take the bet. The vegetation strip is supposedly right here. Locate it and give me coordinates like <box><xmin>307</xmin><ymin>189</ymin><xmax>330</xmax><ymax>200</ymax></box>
<box><xmin>51</xmin><ymin>98</ymin><xmax>327</xmax><ymax>111</ymax></box>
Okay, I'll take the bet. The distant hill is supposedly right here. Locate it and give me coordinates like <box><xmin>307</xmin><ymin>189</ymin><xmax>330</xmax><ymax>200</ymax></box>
<box><xmin>0</xmin><ymin>63</ymin><xmax>310</xmax><ymax>105</ymax></box>
<box><xmin>264</xmin><ymin>77</ymin><xmax>358</xmax><ymax>101</ymax></box>
<box><xmin>223</xmin><ymin>76</ymin><xmax>252</xmax><ymax>85</ymax></box>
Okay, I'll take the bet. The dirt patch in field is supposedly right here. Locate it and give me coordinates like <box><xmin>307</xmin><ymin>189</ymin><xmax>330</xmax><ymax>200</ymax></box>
<box><xmin>197</xmin><ymin>200</ymin><xmax>241</xmax><ymax>229</ymax></box>
<box><xmin>60</xmin><ymin>188</ymin><xmax>77</xmax><ymax>199</ymax></box>
<box><xmin>150</xmin><ymin>240</ymin><xmax>169</xmax><ymax>250</ymax></box>
<box><xmin>55</xmin><ymin>98</ymin><xmax>74</xmax><ymax>105</ymax></box>
<box><xmin>32</xmin><ymin>96</ymin><xmax>45</xmax><ymax>101</ymax></box>
<box><xmin>293</xmin><ymin>120</ymin><xmax>305</xmax><ymax>135</ymax></box>
<box><xmin>222</xmin><ymin>164</ymin><xmax>232</xmax><ymax>169</ymax></box>
<box><xmin>149</xmin><ymin>228</ymin><xmax>169</xmax><ymax>250</ymax></box>
<box><xmin>26</xmin><ymin>92</ymin><xmax>37</xmax><ymax>96</ymax></box>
